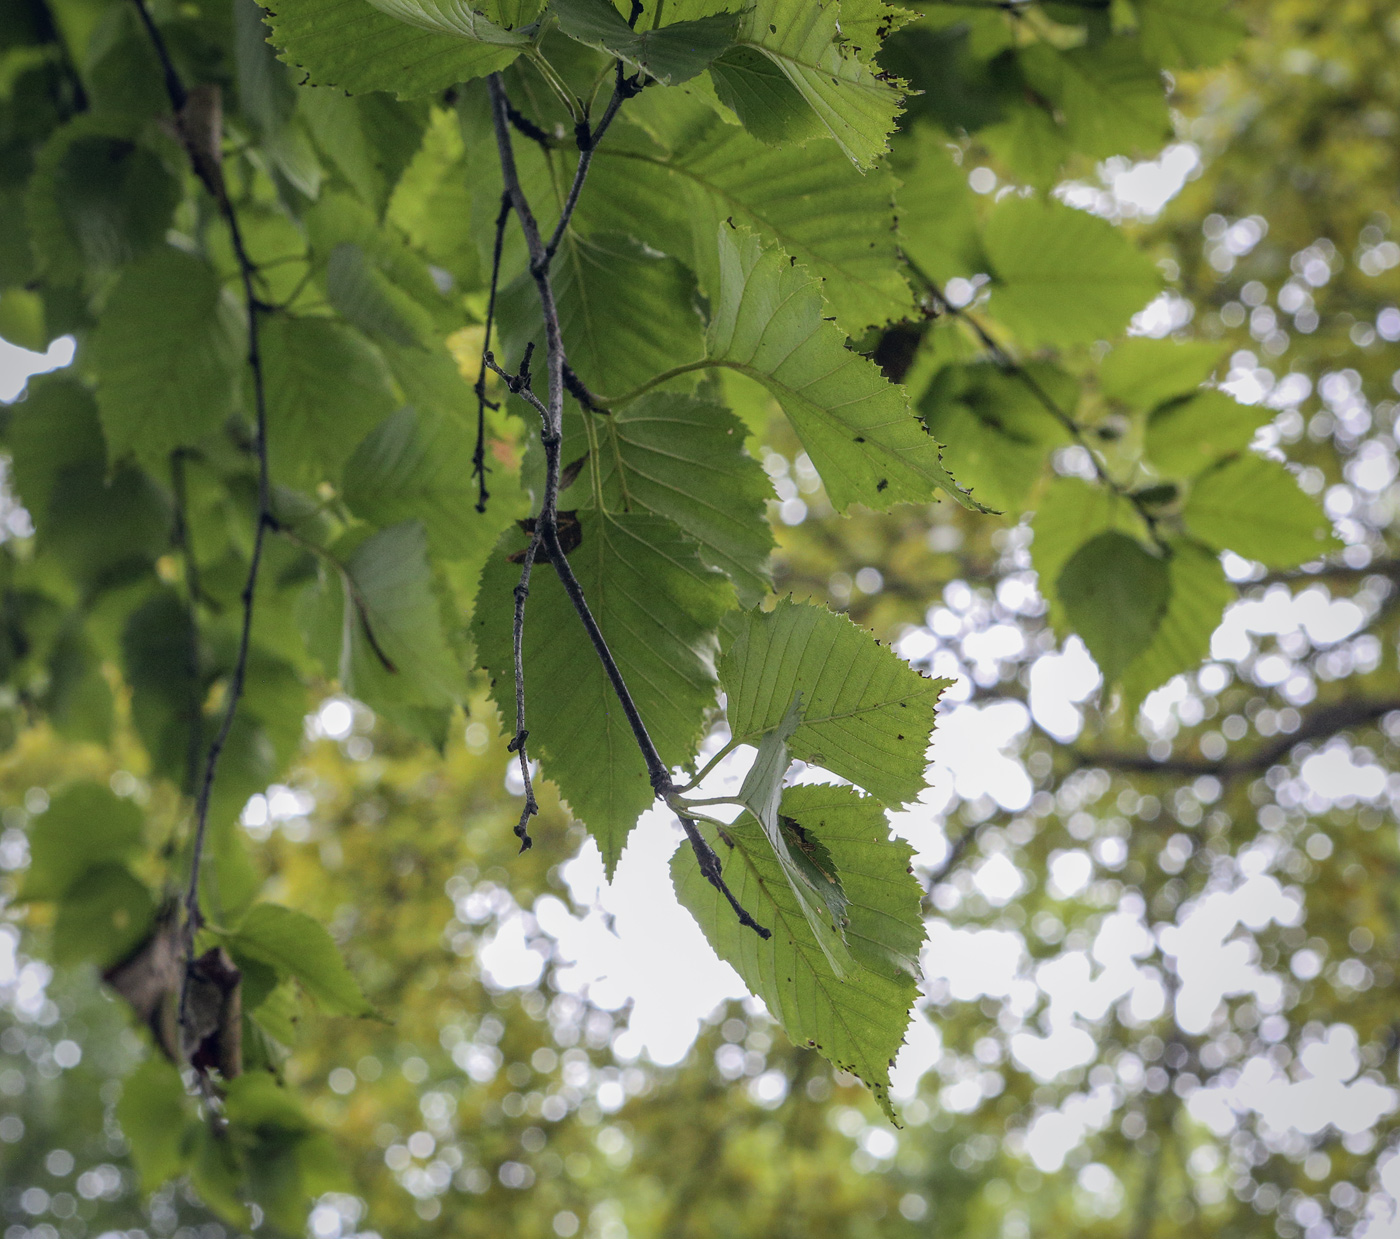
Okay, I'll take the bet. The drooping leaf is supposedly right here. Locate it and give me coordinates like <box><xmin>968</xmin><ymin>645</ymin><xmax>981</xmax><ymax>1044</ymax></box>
<box><xmin>721</xmin><ymin>598</ymin><xmax>950</xmax><ymax>805</ymax></box>
<box><xmin>1183</xmin><ymin>453</ymin><xmax>1337</xmax><ymax>568</ymax></box>
<box><xmin>673</xmin><ymin>784</ymin><xmax>923</xmax><ymax>1122</ymax></box>
<box><xmin>893</xmin><ymin>128</ymin><xmax>985</xmax><ymax>286</ymax></box>
<box><xmin>705</xmin><ymin>225</ymin><xmax>976</xmax><ymax>511</ymax></box>
<box><xmin>1145</xmin><ymin>389</ymin><xmax>1274</xmax><ymax>477</ymax></box>
<box><xmin>1056</xmin><ymin>530</ymin><xmax>1170</xmax><ymax>685</ymax></box>
<box><xmin>1133</xmin><ymin>0</ymin><xmax>1247</xmax><ymax>68</ymax></box>
<box><xmin>584</xmin><ymin>101</ymin><xmax>911</xmax><ymax>332</ymax></box>
<box><xmin>1119</xmin><ymin>539</ymin><xmax>1234</xmax><ymax>715</ymax></box>
<box><xmin>90</xmin><ymin>248</ymin><xmax>243</xmax><ymax>469</ymax></box>
<box><xmin>342</xmin><ymin>405</ymin><xmax>508</xmax><ymax>561</ymax></box>
<box><xmin>302</xmin><ymin>521</ymin><xmax>465</xmax><ymax>709</ymax></box>
<box><xmin>1098</xmin><ymin>338</ymin><xmax>1226</xmax><ymax>409</ymax></box>
<box><xmin>52</xmin><ymin>864</ymin><xmax>157</xmax><ymax>968</ymax></box>
<box><xmin>386</xmin><ymin>106</ymin><xmax>479</xmax><ymax>283</ymax></box>
<box><xmin>260</xmin><ymin>315</ymin><xmax>401</xmax><ymax>487</ymax></box>
<box><xmin>324</xmin><ymin>242</ymin><xmax>436</xmax><ymax>347</ymax></box>
<box><xmin>116</xmin><ymin>1058</ymin><xmax>193</xmax><ymax>1192</ymax></box>
<box><xmin>264</xmin><ymin>0</ymin><xmax>527</xmax><ymax>97</ymax></box>
<box><xmin>5</xmin><ymin>375</ymin><xmax>106</xmax><ymax>522</ymax></box>
<box><xmin>919</xmin><ymin>363</ymin><xmax>1072</xmax><ymax>513</ymax></box>
<box><xmin>19</xmin><ymin>781</ymin><xmax>144</xmax><ymax>901</ymax></box>
<box><xmin>1029</xmin><ymin>477</ymin><xmax>1149</xmax><ymax>631</ymax></box>
<box><xmin>225</xmin><ymin>903</ymin><xmax>375</xmax><ymax>1017</ymax></box>
<box><xmin>475</xmin><ymin>512</ymin><xmax>734</xmax><ymax>872</ymax></box>
<box><xmin>586</xmin><ymin>392</ymin><xmax>774</xmax><ymax>605</ymax></box>
<box><xmin>299</xmin><ymin>89</ymin><xmax>429</xmax><ymax>215</ymax></box>
<box><xmin>729</xmin><ymin>692</ymin><xmax>855</xmax><ymax>976</ymax></box>
<box><xmin>719</xmin><ymin>0</ymin><xmax>904</xmax><ymax>168</ymax></box>
<box><xmin>1019</xmin><ymin>38</ymin><xmax>1171</xmax><ymax>159</ymax></box>
<box><xmin>553</xmin><ymin>0</ymin><xmax>739</xmax><ymax>85</ymax></box>
<box><xmin>982</xmin><ymin>198</ymin><xmax>1161</xmax><ymax>348</ymax></box>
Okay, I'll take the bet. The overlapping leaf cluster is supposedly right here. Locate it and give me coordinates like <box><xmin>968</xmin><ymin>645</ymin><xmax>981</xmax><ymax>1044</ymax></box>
<box><xmin>0</xmin><ymin>0</ymin><xmax>1340</xmax><ymax>1226</ymax></box>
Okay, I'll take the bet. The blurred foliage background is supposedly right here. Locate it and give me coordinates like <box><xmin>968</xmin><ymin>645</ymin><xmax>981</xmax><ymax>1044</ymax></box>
<box><xmin>5</xmin><ymin>0</ymin><xmax>1400</xmax><ymax>1237</ymax></box>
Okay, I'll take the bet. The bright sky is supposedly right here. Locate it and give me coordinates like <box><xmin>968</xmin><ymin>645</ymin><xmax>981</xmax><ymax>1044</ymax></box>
<box><xmin>3</xmin><ymin>148</ymin><xmax>1398</xmax><ymax>1232</ymax></box>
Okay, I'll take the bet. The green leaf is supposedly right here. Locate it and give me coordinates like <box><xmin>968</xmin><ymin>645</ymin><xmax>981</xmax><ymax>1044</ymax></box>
<box><xmin>475</xmin><ymin>513</ymin><xmax>734</xmax><ymax>872</ymax></box>
<box><xmin>586</xmin><ymin>392</ymin><xmax>774</xmax><ymax>605</ymax></box>
<box><xmin>918</xmin><ymin>363</ymin><xmax>1072</xmax><ymax>513</ymax></box>
<box><xmin>584</xmin><ymin>101</ymin><xmax>911</xmax><ymax>333</ymax></box>
<box><xmin>26</xmin><ymin>119</ymin><xmax>180</xmax><ymax>284</ymax></box>
<box><xmin>265</xmin><ymin>0</ymin><xmax>526</xmax><ymax>97</ymax></box>
<box><xmin>300</xmin><ymin>89</ymin><xmax>430</xmax><ymax>215</ymax></box>
<box><xmin>1029</xmin><ymin>477</ymin><xmax>1148</xmax><ymax>631</ymax></box>
<box><xmin>261</xmin><ymin>315</ymin><xmax>401</xmax><ymax>487</ymax></box>
<box><xmin>1145</xmin><ymin>390</ymin><xmax>1274</xmax><ymax>477</ymax></box>
<box><xmin>121</xmin><ymin>590</ymin><xmax>200</xmax><ymax>790</ymax></box>
<box><xmin>1133</xmin><ymin>0</ymin><xmax>1247</xmax><ymax>68</ymax></box>
<box><xmin>553</xmin><ymin>0</ymin><xmax>740</xmax><ymax>85</ymax></box>
<box><xmin>226</xmin><ymin>903</ymin><xmax>374</xmax><ymax>1017</ymax></box>
<box><xmin>324</xmin><ymin>242</ymin><xmax>437</xmax><ymax>347</ymax></box>
<box><xmin>672</xmin><ymin>784</ymin><xmax>923</xmax><ymax>1122</ymax></box>
<box><xmin>721</xmin><ymin>598</ymin><xmax>950</xmax><ymax>805</ymax></box>
<box><xmin>1019</xmin><ymin>38</ymin><xmax>1171</xmax><ymax>159</ymax></box>
<box><xmin>303</xmin><ymin>521</ymin><xmax>465</xmax><ymax>709</ymax></box>
<box><xmin>705</xmin><ymin>225</ymin><xmax>976</xmax><ymax>511</ymax></box>
<box><xmin>343</xmin><ymin>405</ymin><xmax>505</xmax><ymax>561</ymax></box>
<box><xmin>0</xmin><ymin>287</ymin><xmax>46</xmax><ymax>351</ymax></box>
<box><xmin>1056</xmin><ymin>530</ymin><xmax>1170</xmax><ymax>685</ymax></box>
<box><xmin>730</xmin><ymin>693</ymin><xmax>855</xmax><ymax>977</ymax></box>
<box><xmin>387</xmin><ymin>106</ymin><xmax>479</xmax><ymax>283</ymax></box>
<box><xmin>500</xmin><ymin>231</ymin><xmax>706</xmax><ymax>399</ymax></box>
<box><xmin>1119</xmin><ymin>540</ymin><xmax>1233</xmax><ymax>715</ymax></box>
<box><xmin>116</xmin><ymin>1057</ymin><xmax>193</xmax><ymax>1192</ymax></box>
<box><xmin>91</xmin><ymin>248</ymin><xmax>243</xmax><ymax>469</ymax></box>
<box><xmin>52</xmin><ymin>864</ymin><xmax>157</xmax><ymax>968</ymax></box>
<box><xmin>5</xmin><ymin>375</ymin><xmax>106</xmax><ymax>523</ymax></box>
<box><xmin>722</xmin><ymin>0</ymin><xmax>904</xmax><ymax>167</ymax></box>
<box><xmin>1098</xmin><ymin>338</ymin><xmax>1226</xmax><ymax>409</ymax></box>
<box><xmin>19</xmin><ymin>781</ymin><xmax>143</xmax><ymax>901</ymax></box>
<box><xmin>983</xmin><ymin>198</ymin><xmax>1162</xmax><ymax>348</ymax></box>
<box><xmin>1183</xmin><ymin>453</ymin><xmax>1337</xmax><ymax>568</ymax></box>
<box><xmin>894</xmin><ymin>129</ymin><xmax>985</xmax><ymax>286</ymax></box>
<box><xmin>45</xmin><ymin>625</ymin><xmax>116</xmax><ymax>746</ymax></box>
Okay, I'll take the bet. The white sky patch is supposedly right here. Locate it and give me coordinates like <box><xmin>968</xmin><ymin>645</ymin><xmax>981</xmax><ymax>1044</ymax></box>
<box><xmin>0</xmin><ymin>335</ymin><xmax>74</xmax><ymax>402</ymax></box>
<box><xmin>1059</xmin><ymin>143</ymin><xmax>1202</xmax><ymax>221</ymax></box>
<box><xmin>927</xmin><ymin>700</ymin><xmax>1033</xmax><ymax>810</ymax></box>
<box><xmin>1028</xmin><ymin>637</ymin><xmax>1101</xmax><ymax>741</ymax></box>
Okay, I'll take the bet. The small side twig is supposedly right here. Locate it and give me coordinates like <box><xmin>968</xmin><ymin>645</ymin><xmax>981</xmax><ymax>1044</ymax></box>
<box><xmin>169</xmin><ymin>450</ymin><xmax>205</xmax><ymax>797</ymax></box>
<box><xmin>473</xmin><ymin>192</ymin><xmax>512</xmax><ymax>514</ymax></box>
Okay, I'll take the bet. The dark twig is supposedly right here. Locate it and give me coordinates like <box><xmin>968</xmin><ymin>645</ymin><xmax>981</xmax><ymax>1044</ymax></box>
<box><xmin>473</xmin><ymin>191</ymin><xmax>512</xmax><ymax>513</ymax></box>
<box><xmin>486</xmin><ymin>73</ymin><xmax>767</xmax><ymax>934</ymax></box>
<box><xmin>131</xmin><ymin>0</ymin><xmax>275</xmax><ymax>1063</ymax></box>
<box><xmin>542</xmin><ymin>63</ymin><xmax>640</xmax><ymax>268</ymax></box>
<box><xmin>169</xmin><ymin>450</ymin><xmax>205</xmax><ymax>798</ymax></box>
<box><xmin>1077</xmin><ymin>697</ymin><xmax>1400</xmax><ymax>780</ymax></box>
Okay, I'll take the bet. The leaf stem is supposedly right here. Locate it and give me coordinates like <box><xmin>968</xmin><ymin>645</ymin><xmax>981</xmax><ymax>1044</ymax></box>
<box><xmin>672</xmin><ymin>735</ymin><xmax>743</xmax><ymax>792</ymax></box>
<box><xmin>596</xmin><ymin>358</ymin><xmax>724</xmax><ymax>408</ymax></box>
<box><xmin>474</xmin><ymin>191</ymin><xmax>511</xmax><ymax>514</ymax></box>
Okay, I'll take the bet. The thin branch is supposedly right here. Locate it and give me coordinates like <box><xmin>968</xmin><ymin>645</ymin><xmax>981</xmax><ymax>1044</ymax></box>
<box><xmin>1078</xmin><ymin>697</ymin><xmax>1400</xmax><ymax>780</ymax></box>
<box><xmin>473</xmin><ymin>192</ymin><xmax>512</xmax><ymax>514</ymax></box>
<box><xmin>486</xmin><ymin>73</ymin><xmax>768</xmax><ymax>936</ymax></box>
<box><xmin>130</xmin><ymin>0</ymin><xmax>275</xmax><ymax>1063</ymax></box>
<box><xmin>542</xmin><ymin>62</ymin><xmax>641</xmax><ymax>268</ymax></box>
<box><xmin>169</xmin><ymin>450</ymin><xmax>205</xmax><ymax>798</ymax></box>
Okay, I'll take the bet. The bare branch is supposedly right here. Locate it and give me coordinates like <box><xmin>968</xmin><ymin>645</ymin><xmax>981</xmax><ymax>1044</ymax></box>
<box><xmin>1078</xmin><ymin>697</ymin><xmax>1400</xmax><ymax>780</ymax></box>
<box><xmin>473</xmin><ymin>192</ymin><xmax>512</xmax><ymax>514</ymax></box>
